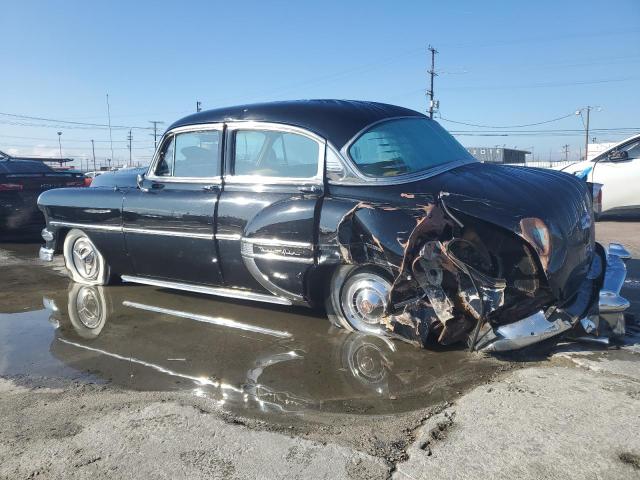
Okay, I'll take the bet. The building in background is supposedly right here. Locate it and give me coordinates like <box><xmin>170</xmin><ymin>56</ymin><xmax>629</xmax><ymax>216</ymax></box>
<box><xmin>466</xmin><ymin>147</ymin><xmax>531</xmax><ymax>164</ymax></box>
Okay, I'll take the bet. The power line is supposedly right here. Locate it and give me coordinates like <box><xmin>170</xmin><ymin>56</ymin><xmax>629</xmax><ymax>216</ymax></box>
<box><xmin>0</xmin><ymin>111</ymin><xmax>153</xmax><ymax>130</ymax></box>
<box><xmin>438</xmin><ymin>112</ymin><xmax>577</xmax><ymax>128</ymax></box>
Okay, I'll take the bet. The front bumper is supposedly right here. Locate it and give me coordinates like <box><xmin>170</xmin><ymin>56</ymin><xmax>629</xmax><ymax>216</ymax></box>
<box><xmin>479</xmin><ymin>242</ymin><xmax>630</xmax><ymax>352</ymax></box>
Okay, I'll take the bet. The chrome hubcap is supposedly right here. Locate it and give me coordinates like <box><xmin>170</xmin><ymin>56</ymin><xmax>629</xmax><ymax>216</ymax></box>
<box><xmin>75</xmin><ymin>286</ymin><xmax>102</xmax><ymax>329</ymax></box>
<box><xmin>72</xmin><ymin>238</ymin><xmax>99</xmax><ymax>280</ymax></box>
<box><xmin>341</xmin><ymin>273</ymin><xmax>391</xmax><ymax>333</ymax></box>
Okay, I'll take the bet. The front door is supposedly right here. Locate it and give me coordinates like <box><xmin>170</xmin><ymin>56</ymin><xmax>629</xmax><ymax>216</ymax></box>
<box><xmin>215</xmin><ymin>122</ymin><xmax>325</xmax><ymax>303</ymax></box>
<box><xmin>123</xmin><ymin>125</ymin><xmax>224</xmax><ymax>285</ymax></box>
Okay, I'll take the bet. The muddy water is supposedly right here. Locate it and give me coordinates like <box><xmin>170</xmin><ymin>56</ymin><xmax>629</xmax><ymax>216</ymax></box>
<box><xmin>0</xmin><ymin>245</ymin><xmax>501</xmax><ymax>416</ymax></box>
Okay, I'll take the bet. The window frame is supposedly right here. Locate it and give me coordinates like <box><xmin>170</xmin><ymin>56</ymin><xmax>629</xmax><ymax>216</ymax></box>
<box><xmin>147</xmin><ymin>123</ymin><xmax>224</xmax><ymax>183</ymax></box>
<box><xmin>224</xmin><ymin>121</ymin><xmax>326</xmax><ymax>185</ymax></box>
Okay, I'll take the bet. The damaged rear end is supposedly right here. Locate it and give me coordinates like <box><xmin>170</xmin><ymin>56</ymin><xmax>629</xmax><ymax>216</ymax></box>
<box><xmin>339</xmin><ymin>164</ymin><xmax>630</xmax><ymax>353</ymax></box>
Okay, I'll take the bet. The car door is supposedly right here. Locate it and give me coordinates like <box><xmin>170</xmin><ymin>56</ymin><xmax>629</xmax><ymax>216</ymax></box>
<box><xmin>591</xmin><ymin>138</ymin><xmax>640</xmax><ymax>213</ymax></box>
<box><xmin>122</xmin><ymin>124</ymin><xmax>224</xmax><ymax>285</ymax></box>
<box><xmin>215</xmin><ymin>122</ymin><xmax>325</xmax><ymax>304</ymax></box>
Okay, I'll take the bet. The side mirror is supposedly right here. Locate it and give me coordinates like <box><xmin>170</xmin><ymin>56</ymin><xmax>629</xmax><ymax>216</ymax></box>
<box><xmin>608</xmin><ymin>150</ymin><xmax>628</xmax><ymax>162</ymax></box>
<box><xmin>136</xmin><ymin>173</ymin><xmax>150</xmax><ymax>192</ymax></box>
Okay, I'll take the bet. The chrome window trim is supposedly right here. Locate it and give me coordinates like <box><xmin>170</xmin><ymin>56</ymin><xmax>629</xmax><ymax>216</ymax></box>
<box><xmin>224</xmin><ymin>121</ymin><xmax>326</xmax><ymax>185</ymax></box>
<box><xmin>146</xmin><ymin>123</ymin><xmax>224</xmax><ymax>184</ymax></box>
<box><xmin>329</xmin><ymin>115</ymin><xmax>478</xmax><ymax>186</ymax></box>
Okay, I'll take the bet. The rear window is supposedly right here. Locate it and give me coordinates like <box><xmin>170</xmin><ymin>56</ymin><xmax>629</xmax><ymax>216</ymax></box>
<box><xmin>348</xmin><ymin>118</ymin><xmax>474</xmax><ymax>178</ymax></box>
<box><xmin>0</xmin><ymin>160</ymin><xmax>54</xmax><ymax>174</ymax></box>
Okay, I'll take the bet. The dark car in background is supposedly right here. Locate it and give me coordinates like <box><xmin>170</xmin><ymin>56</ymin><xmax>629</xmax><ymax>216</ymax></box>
<box><xmin>0</xmin><ymin>155</ymin><xmax>85</xmax><ymax>236</ymax></box>
<box><xmin>37</xmin><ymin>100</ymin><xmax>630</xmax><ymax>352</ymax></box>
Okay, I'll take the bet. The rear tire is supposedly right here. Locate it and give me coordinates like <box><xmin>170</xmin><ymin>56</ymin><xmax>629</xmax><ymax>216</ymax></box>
<box><xmin>63</xmin><ymin>229</ymin><xmax>112</xmax><ymax>286</ymax></box>
<box><xmin>325</xmin><ymin>265</ymin><xmax>393</xmax><ymax>335</ymax></box>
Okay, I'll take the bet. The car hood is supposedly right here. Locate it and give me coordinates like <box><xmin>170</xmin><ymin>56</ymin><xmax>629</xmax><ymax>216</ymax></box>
<box><xmin>407</xmin><ymin>162</ymin><xmax>595</xmax><ymax>302</ymax></box>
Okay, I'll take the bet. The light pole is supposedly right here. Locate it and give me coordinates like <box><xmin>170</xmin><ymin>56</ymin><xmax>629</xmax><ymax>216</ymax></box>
<box><xmin>57</xmin><ymin>131</ymin><xmax>63</xmax><ymax>166</ymax></box>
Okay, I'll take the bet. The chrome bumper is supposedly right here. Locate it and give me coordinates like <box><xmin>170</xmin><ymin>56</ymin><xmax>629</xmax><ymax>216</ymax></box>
<box><xmin>39</xmin><ymin>246</ymin><xmax>54</xmax><ymax>262</ymax></box>
<box><xmin>480</xmin><ymin>242</ymin><xmax>630</xmax><ymax>352</ymax></box>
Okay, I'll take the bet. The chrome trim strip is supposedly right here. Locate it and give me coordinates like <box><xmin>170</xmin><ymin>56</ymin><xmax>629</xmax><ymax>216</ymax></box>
<box><xmin>123</xmin><ymin>227</ymin><xmax>214</xmax><ymax>240</ymax></box>
<box><xmin>49</xmin><ymin>220</ymin><xmax>122</xmax><ymax>232</ymax></box>
<box><xmin>216</xmin><ymin>233</ymin><xmax>242</xmax><ymax>241</ymax></box>
<box><xmin>244</xmin><ymin>252</ymin><xmax>314</xmax><ymax>264</ymax></box>
<box><xmin>120</xmin><ymin>275</ymin><xmax>292</xmax><ymax>306</ymax></box>
<box><xmin>122</xmin><ymin>301</ymin><xmax>292</xmax><ymax>338</ymax></box>
<box><xmin>243</xmin><ymin>237</ymin><xmax>313</xmax><ymax>249</ymax></box>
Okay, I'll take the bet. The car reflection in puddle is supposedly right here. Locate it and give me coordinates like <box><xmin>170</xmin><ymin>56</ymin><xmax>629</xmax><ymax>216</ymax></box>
<box><xmin>9</xmin><ymin>282</ymin><xmax>501</xmax><ymax>415</ymax></box>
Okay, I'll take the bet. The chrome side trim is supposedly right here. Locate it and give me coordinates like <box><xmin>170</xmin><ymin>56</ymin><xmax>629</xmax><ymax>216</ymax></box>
<box><xmin>123</xmin><ymin>227</ymin><xmax>214</xmax><ymax>240</ymax></box>
<box><xmin>216</xmin><ymin>232</ymin><xmax>242</xmax><ymax>241</ymax></box>
<box><xmin>240</xmin><ymin>255</ymin><xmax>305</xmax><ymax>303</ymax></box>
<box><xmin>122</xmin><ymin>301</ymin><xmax>292</xmax><ymax>338</ymax></box>
<box><xmin>245</xmin><ymin>252</ymin><xmax>314</xmax><ymax>264</ymax></box>
<box><xmin>119</xmin><ymin>275</ymin><xmax>292</xmax><ymax>306</ymax></box>
<box><xmin>49</xmin><ymin>220</ymin><xmax>122</xmax><ymax>232</ymax></box>
<box><xmin>243</xmin><ymin>237</ymin><xmax>313</xmax><ymax>249</ymax></box>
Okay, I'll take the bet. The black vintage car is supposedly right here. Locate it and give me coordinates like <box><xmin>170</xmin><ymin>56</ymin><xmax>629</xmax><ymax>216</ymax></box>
<box><xmin>37</xmin><ymin>100</ymin><xmax>630</xmax><ymax>351</ymax></box>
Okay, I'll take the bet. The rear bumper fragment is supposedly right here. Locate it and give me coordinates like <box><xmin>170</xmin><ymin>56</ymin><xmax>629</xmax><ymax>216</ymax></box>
<box><xmin>479</xmin><ymin>242</ymin><xmax>630</xmax><ymax>352</ymax></box>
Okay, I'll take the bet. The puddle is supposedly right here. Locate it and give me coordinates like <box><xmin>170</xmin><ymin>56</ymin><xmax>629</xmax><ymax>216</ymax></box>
<box><xmin>0</xmin><ymin>254</ymin><xmax>501</xmax><ymax>416</ymax></box>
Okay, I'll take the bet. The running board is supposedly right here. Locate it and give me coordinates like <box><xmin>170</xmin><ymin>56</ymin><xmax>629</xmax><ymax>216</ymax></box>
<box><xmin>119</xmin><ymin>275</ymin><xmax>293</xmax><ymax>306</ymax></box>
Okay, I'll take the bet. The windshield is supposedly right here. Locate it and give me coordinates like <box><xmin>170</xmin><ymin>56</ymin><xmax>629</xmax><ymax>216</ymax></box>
<box><xmin>347</xmin><ymin>118</ymin><xmax>474</xmax><ymax>178</ymax></box>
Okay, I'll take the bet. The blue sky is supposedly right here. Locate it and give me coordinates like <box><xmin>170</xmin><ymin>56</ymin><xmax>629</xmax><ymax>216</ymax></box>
<box><xmin>1</xmin><ymin>0</ymin><xmax>639</xmax><ymax>167</ymax></box>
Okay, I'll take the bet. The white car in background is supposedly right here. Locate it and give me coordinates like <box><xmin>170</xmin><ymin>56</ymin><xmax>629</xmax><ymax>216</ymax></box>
<box><xmin>559</xmin><ymin>134</ymin><xmax>640</xmax><ymax>219</ymax></box>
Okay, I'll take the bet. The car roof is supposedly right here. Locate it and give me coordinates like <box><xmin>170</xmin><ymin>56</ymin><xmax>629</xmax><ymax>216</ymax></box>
<box><xmin>0</xmin><ymin>159</ymin><xmax>54</xmax><ymax>174</ymax></box>
<box><xmin>167</xmin><ymin>99</ymin><xmax>426</xmax><ymax>149</ymax></box>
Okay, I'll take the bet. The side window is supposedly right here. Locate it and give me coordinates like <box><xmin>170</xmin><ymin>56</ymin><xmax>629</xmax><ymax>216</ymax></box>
<box><xmin>622</xmin><ymin>140</ymin><xmax>640</xmax><ymax>160</ymax></box>
<box><xmin>155</xmin><ymin>137</ymin><xmax>175</xmax><ymax>176</ymax></box>
<box><xmin>174</xmin><ymin>130</ymin><xmax>220</xmax><ymax>177</ymax></box>
<box><xmin>233</xmin><ymin>130</ymin><xmax>319</xmax><ymax>178</ymax></box>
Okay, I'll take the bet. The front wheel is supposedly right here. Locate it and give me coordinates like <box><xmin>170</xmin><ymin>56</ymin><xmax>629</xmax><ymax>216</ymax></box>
<box><xmin>325</xmin><ymin>266</ymin><xmax>393</xmax><ymax>335</ymax></box>
<box><xmin>63</xmin><ymin>229</ymin><xmax>113</xmax><ymax>286</ymax></box>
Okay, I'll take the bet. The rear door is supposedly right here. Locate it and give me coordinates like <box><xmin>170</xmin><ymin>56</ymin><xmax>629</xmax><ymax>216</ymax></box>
<box><xmin>216</xmin><ymin>122</ymin><xmax>325</xmax><ymax>303</ymax></box>
<box><xmin>123</xmin><ymin>125</ymin><xmax>224</xmax><ymax>285</ymax></box>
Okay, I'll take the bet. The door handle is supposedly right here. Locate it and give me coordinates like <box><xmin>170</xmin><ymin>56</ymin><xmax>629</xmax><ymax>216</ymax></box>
<box><xmin>297</xmin><ymin>185</ymin><xmax>322</xmax><ymax>195</ymax></box>
<box><xmin>202</xmin><ymin>184</ymin><xmax>220</xmax><ymax>192</ymax></box>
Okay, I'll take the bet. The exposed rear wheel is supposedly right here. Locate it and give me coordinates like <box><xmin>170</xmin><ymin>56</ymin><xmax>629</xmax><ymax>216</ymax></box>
<box><xmin>63</xmin><ymin>229</ymin><xmax>112</xmax><ymax>286</ymax></box>
<box><xmin>326</xmin><ymin>266</ymin><xmax>393</xmax><ymax>335</ymax></box>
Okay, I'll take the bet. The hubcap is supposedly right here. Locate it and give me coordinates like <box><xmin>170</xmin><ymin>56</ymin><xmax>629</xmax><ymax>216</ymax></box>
<box><xmin>71</xmin><ymin>238</ymin><xmax>99</xmax><ymax>280</ymax></box>
<box><xmin>341</xmin><ymin>273</ymin><xmax>391</xmax><ymax>333</ymax></box>
<box><xmin>74</xmin><ymin>286</ymin><xmax>103</xmax><ymax>329</ymax></box>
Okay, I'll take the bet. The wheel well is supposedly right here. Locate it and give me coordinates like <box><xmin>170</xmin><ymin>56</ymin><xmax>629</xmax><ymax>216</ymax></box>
<box><xmin>54</xmin><ymin>227</ymin><xmax>70</xmax><ymax>253</ymax></box>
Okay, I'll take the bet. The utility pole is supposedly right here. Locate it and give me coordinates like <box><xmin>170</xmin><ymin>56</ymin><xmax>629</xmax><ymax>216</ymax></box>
<box><xmin>584</xmin><ymin>106</ymin><xmax>591</xmax><ymax>161</ymax></box>
<box><xmin>57</xmin><ymin>131</ymin><xmax>63</xmax><ymax>166</ymax></box>
<box><xmin>562</xmin><ymin>144</ymin><xmax>570</xmax><ymax>162</ymax></box>
<box><xmin>427</xmin><ymin>45</ymin><xmax>438</xmax><ymax>119</ymax></box>
<box><xmin>91</xmin><ymin>140</ymin><xmax>96</xmax><ymax>171</ymax></box>
<box><xmin>127</xmin><ymin>130</ymin><xmax>133</xmax><ymax>167</ymax></box>
<box><xmin>106</xmin><ymin>94</ymin><xmax>115</xmax><ymax>164</ymax></box>
<box><xmin>149</xmin><ymin>120</ymin><xmax>164</xmax><ymax>150</ymax></box>
<box><xmin>196</xmin><ymin>101</ymin><xmax>202</xmax><ymax>112</ymax></box>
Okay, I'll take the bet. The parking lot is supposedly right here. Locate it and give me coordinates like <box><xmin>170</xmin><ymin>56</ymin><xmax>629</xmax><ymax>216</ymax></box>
<box><xmin>0</xmin><ymin>220</ymin><xmax>637</xmax><ymax>479</ymax></box>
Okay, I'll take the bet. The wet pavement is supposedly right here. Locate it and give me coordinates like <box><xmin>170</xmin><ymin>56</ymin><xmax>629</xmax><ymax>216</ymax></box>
<box><xmin>0</xmin><ymin>244</ymin><xmax>501</xmax><ymax>417</ymax></box>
